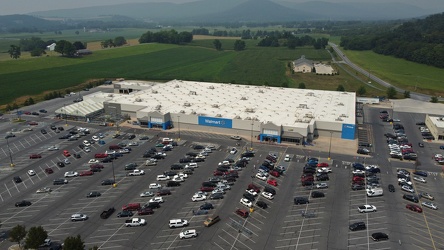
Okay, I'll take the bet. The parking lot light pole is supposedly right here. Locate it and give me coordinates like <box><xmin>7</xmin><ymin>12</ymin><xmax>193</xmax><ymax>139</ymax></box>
<box><xmin>250</xmin><ymin>122</ymin><xmax>253</xmax><ymax>151</ymax></box>
<box><xmin>63</xmin><ymin>103</ymin><xmax>68</xmax><ymax>126</ymax></box>
<box><xmin>178</xmin><ymin>116</ymin><xmax>181</xmax><ymax>141</ymax></box>
<box><xmin>111</xmin><ymin>160</ymin><xmax>117</xmax><ymax>187</ymax></box>
<box><xmin>328</xmin><ymin>132</ymin><xmax>333</xmax><ymax>161</ymax></box>
<box><xmin>6</xmin><ymin>137</ymin><xmax>14</xmax><ymax>167</ymax></box>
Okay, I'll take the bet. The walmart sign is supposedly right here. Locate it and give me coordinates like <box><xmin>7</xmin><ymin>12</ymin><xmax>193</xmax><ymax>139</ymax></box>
<box><xmin>198</xmin><ymin>116</ymin><xmax>232</xmax><ymax>128</ymax></box>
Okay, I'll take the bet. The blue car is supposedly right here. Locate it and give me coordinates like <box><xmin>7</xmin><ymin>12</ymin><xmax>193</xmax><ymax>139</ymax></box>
<box><xmin>440</xmin><ymin>145</ymin><xmax>444</xmax><ymax>150</ymax></box>
<box><xmin>413</xmin><ymin>171</ymin><xmax>428</xmax><ymax>177</ymax></box>
<box><xmin>352</xmin><ymin>163</ymin><xmax>365</xmax><ymax>170</ymax></box>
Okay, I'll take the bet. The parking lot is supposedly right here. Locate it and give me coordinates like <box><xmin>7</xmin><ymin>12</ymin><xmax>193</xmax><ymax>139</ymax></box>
<box><xmin>0</xmin><ymin>100</ymin><xmax>444</xmax><ymax>249</ymax></box>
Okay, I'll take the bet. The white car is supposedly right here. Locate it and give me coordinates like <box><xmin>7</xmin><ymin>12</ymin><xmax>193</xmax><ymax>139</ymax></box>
<box><xmin>422</xmin><ymin>201</ymin><xmax>438</xmax><ymax>210</ymax></box>
<box><xmin>316</xmin><ymin>183</ymin><xmax>328</xmax><ymax>189</ymax></box>
<box><xmin>192</xmin><ymin>194</ymin><xmax>207</xmax><ymax>202</ymax></box>
<box><xmin>365</xmin><ymin>165</ymin><xmax>379</xmax><ymax>170</ymax></box>
<box><xmin>83</xmin><ymin>140</ymin><xmax>91</xmax><ymax>146</ymax></box>
<box><xmin>149</xmin><ymin>183</ymin><xmax>162</xmax><ymax>189</ymax></box>
<box><xmin>230</xmin><ymin>135</ymin><xmax>242</xmax><ymax>140</ymax></box>
<box><xmin>230</xmin><ymin>147</ymin><xmax>238</xmax><ymax>154</ymax></box>
<box><xmin>261</xmin><ymin>192</ymin><xmax>274</xmax><ymax>200</ymax></box>
<box><xmin>71</xmin><ymin>213</ymin><xmax>88</xmax><ymax>221</ymax></box>
<box><xmin>179</xmin><ymin>229</ymin><xmax>197</xmax><ymax>239</ymax></box>
<box><xmin>172</xmin><ymin>176</ymin><xmax>184</xmax><ymax>182</ymax></box>
<box><xmin>27</xmin><ymin>170</ymin><xmax>36</xmax><ymax>176</ymax></box>
<box><xmin>47</xmin><ymin>145</ymin><xmax>59</xmax><ymax>151</ymax></box>
<box><xmin>398</xmin><ymin>178</ymin><xmax>412</xmax><ymax>186</ymax></box>
<box><xmin>63</xmin><ymin>158</ymin><xmax>71</xmax><ymax>165</ymax></box>
<box><xmin>36</xmin><ymin>187</ymin><xmax>52</xmax><ymax>193</ymax></box>
<box><xmin>140</xmin><ymin>191</ymin><xmax>154</xmax><ymax>197</ymax></box>
<box><xmin>149</xmin><ymin>197</ymin><xmax>164</xmax><ymax>203</ymax></box>
<box><xmin>216</xmin><ymin>184</ymin><xmax>231</xmax><ymax>190</ymax></box>
<box><xmin>92</xmin><ymin>135</ymin><xmax>99</xmax><ymax>141</ymax></box>
<box><xmin>83</xmin><ymin>146</ymin><xmax>91</xmax><ymax>152</ymax></box>
<box><xmin>212</xmin><ymin>188</ymin><xmax>225</xmax><ymax>195</ymax></box>
<box><xmin>105</xmin><ymin>150</ymin><xmax>116</xmax><ymax>155</ymax></box>
<box><xmin>175</xmin><ymin>173</ymin><xmax>188</xmax><ymax>179</ymax></box>
<box><xmin>156</xmin><ymin>175</ymin><xmax>170</xmax><ymax>181</ymax></box>
<box><xmin>352</xmin><ymin>169</ymin><xmax>365</xmax><ymax>174</ymax></box>
<box><xmin>128</xmin><ymin>142</ymin><xmax>139</xmax><ymax>146</ymax></box>
<box><xmin>255</xmin><ymin>173</ymin><xmax>267</xmax><ymax>181</ymax></box>
<box><xmin>246</xmin><ymin>189</ymin><xmax>258</xmax><ymax>196</ymax></box>
<box><xmin>317</xmin><ymin>167</ymin><xmax>332</xmax><ymax>173</ymax></box>
<box><xmin>284</xmin><ymin>155</ymin><xmax>291</xmax><ymax>162</ymax></box>
<box><xmin>186</xmin><ymin>163</ymin><xmax>198</xmax><ymax>169</ymax></box>
<box><xmin>401</xmin><ymin>185</ymin><xmax>415</xmax><ymax>193</ymax></box>
<box><xmin>64</xmin><ymin>171</ymin><xmax>78</xmax><ymax>178</ymax></box>
<box><xmin>88</xmin><ymin>159</ymin><xmax>99</xmax><ymax>164</ymax></box>
<box><xmin>240</xmin><ymin>198</ymin><xmax>253</xmax><ymax>208</ymax></box>
<box><xmin>413</xmin><ymin>176</ymin><xmax>426</xmax><ymax>183</ymax></box>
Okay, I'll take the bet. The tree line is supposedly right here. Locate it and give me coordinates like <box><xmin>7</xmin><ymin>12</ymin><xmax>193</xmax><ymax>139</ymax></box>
<box><xmin>340</xmin><ymin>12</ymin><xmax>444</xmax><ymax>68</ymax></box>
<box><xmin>139</xmin><ymin>29</ymin><xmax>193</xmax><ymax>44</ymax></box>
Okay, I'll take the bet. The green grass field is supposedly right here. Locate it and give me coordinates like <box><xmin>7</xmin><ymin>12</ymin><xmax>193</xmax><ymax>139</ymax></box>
<box><xmin>2</xmin><ymin>27</ymin><xmax>443</xmax><ymax>107</ymax></box>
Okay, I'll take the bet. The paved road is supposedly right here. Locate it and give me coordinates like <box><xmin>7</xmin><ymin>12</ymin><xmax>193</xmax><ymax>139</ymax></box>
<box><xmin>329</xmin><ymin>42</ymin><xmax>441</xmax><ymax>102</ymax></box>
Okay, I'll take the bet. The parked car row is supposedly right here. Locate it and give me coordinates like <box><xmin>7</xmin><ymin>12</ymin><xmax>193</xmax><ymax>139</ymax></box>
<box><xmin>385</xmin><ymin>121</ymin><xmax>418</xmax><ymax>161</ymax></box>
<box><xmin>397</xmin><ymin>168</ymin><xmax>438</xmax><ymax>212</ymax></box>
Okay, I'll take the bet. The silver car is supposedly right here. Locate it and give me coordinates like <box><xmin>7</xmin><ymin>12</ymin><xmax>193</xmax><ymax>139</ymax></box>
<box><xmin>71</xmin><ymin>213</ymin><xmax>88</xmax><ymax>221</ymax></box>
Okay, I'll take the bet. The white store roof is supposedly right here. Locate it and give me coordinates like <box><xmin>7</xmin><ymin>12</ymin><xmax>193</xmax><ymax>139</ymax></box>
<box><xmin>85</xmin><ymin>80</ymin><xmax>356</xmax><ymax>126</ymax></box>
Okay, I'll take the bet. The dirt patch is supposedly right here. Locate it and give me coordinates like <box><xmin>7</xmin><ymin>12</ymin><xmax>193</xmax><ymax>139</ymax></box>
<box><xmin>193</xmin><ymin>35</ymin><xmax>240</xmax><ymax>40</ymax></box>
<box><xmin>87</xmin><ymin>39</ymin><xmax>140</xmax><ymax>51</ymax></box>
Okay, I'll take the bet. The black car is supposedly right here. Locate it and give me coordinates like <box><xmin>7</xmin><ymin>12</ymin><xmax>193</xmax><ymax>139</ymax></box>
<box><xmin>209</xmin><ymin>193</ymin><xmax>224</xmax><ymax>200</ymax></box>
<box><xmin>186</xmin><ymin>152</ymin><xmax>198</xmax><ymax>157</ymax></box>
<box><xmin>50</xmin><ymin>125</ymin><xmax>56</xmax><ymax>130</ymax></box>
<box><xmin>192</xmin><ymin>158</ymin><xmax>205</xmax><ymax>162</ymax></box>
<box><xmin>86</xmin><ymin>191</ymin><xmax>101</xmax><ymax>198</ymax></box>
<box><xmin>371</xmin><ymin>232</ymin><xmax>389</xmax><ymax>241</ymax></box>
<box><xmin>349</xmin><ymin>222</ymin><xmax>366</xmax><ymax>231</ymax></box>
<box><xmin>73</xmin><ymin>153</ymin><xmax>81</xmax><ymax>159</ymax></box>
<box><xmin>157</xmin><ymin>189</ymin><xmax>172</xmax><ymax>195</ymax></box>
<box><xmin>352</xmin><ymin>163</ymin><xmax>365</xmax><ymax>170</ymax></box>
<box><xmin>57</xmin><ymin>162</ymin><xmax>65</xmax><ymax>168</ymax></box>
<box><xmin>13</xmin><ymin>176</ymin><xmax>22</xmax><ymax>183</ymax></box>
<box><xmin>152</xmin><ymin>154</ymin><xmax>165</xmax><ymax>160</ymax></box>
<box><xmin>166</xmin><ymin>181</ymin><xmax>181</xmax><ymax>187</ymax></box>
<box><xmin>117</xmin><ymin>210</ymin><xmax>133</xmax><ymax>217</ymax></box>
<box><xmin>164</xmin><ymin>171</ymin><xmax>177</xmax><ymax>177</ymax></box>
<box><xmin>57</xmin><ymin>127</ymin><xmax>64</xmax><ymax>131</ymax></box>
<box><xmin>199</xmin><ymin>202</ymin><xmax>214</xmax><ymax>210</ymax></box>
<box><xmin>256</xmin><ymin>201</ymin><xmax>268</xmax><ymax>209</ymax></box>
<box><xmin>124</xmin><ymin>163</ymin><xmax>138</xmax><ymax>170</ymax></box>
<box><xmin>53</xmin><ymin>179</ymin><xmax>68</xmax><ymax>185</ymax></box>
<box><xmin>403</xmin><ymin>194</ymin><xmax>419</xmax><ymax>203</ymax></box>
<box><xmin>170</xmin><ymin>164</ymin><xmax>184</xmax><ymax>170</ymax></box>
<box><xmin>144</xmin><ymin>201</ymin><xmax>161</xmax><ymax>209</ymax></box>
<box><xmin>316</xmin><ymin>174</ymin><xmax>329</xmax><ymax>181</ymax></box>
<box><xmin>311</xmin><ymin>191</ymin><xmax>325</xmax><ymax>198</ymax></box>
<box><xmin>179</xmin><ymin>158</ymin><xmax>191</xmax><ymax>163</ymax></box>
<box><xmin>388</xmin><ymin>184</ymin><xmax>395</xmax><ymax>192</ymax></box>
<box><xmin>241</xmin><ymin>152</ymin><xmax>255</xmax><ymax>157</ymax></box>
<box><xmin>101</xmin><ymin>179</ymin><xmax>115</xmax><ymax>186</ymax></box>
<box><xmin>193</xmin><ymin>145</ymin><xmax>205</xmax><ymax>150</ymax></box>
<box><xmin>41</xmin><ymin>129</ymin><xmax>47</xmax><ymax>134</ymax></box>
<box><xmin>264</xmin><ymin>186</ymin><xmax>276</xmax><ymax>195</ymax></box>
<box><xmin>139</xmin><ymin>136</ymin><xmax>149</xmax><ymax>140</ymax></box>
<box><xmin>15</xmin><ymin>200</ymin><xmax>32</xmax><ymax>207</ymax></box>
<box><xmin>101</xmin><ymin>157</ymin><xmax>113</xmax><ymax>163</ymax></box>
<box><xmin>243</xmin><ymin>193</ymin><xmax>256</xmax><ymax>202</ymax></box>
<box><xmin>294</xmin><ymin>197</ymin><xmax>309</xmax><ymax>205</ymax></box>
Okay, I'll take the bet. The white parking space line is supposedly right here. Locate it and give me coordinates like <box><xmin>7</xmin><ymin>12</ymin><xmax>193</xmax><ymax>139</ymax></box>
<box><xmin>89</xmin><ymin>232</ymin><xmax>135</xmax><ymax>238</ymax></box>
<box><xmin>275</xmin><ymin>241</ymin><xmax>319</xmax><ymax>248</ymax></box>
<box><xmin>18</xmin><ymin>140</ymin><xmax>26</xmax><ymax>149</ymax></box>
<box><xmin>4</xmin><ymin>183</ymin><xmax>12</xmax><ymax>197</ymax></box>
<box><xmin>282</xmin><ymin>222</ymin><xmax>322</xmax><ymax>229</ymax></box>
<box><xmin>221</xmin><ymin>229</ymin><xmax>254</xmax><ymax>249</ymax></box>
<box><xmin>277</xmin><ymin>234</ymin><xmax>321</xmax><ymax>242</ymax></box>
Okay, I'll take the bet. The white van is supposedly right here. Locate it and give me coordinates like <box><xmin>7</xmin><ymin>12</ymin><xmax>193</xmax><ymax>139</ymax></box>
<box><xmin>169</xmin><ymin>219</ymin><xmax>189</xmax><ymax>228</ymax></box>
<box><xmin>366</xmin><ymin>188</ymin><xmax>383</xmax><ymax>197</ymax></box>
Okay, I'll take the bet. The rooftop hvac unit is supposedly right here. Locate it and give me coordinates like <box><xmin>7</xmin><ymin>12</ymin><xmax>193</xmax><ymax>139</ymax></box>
<box><xmin>216</xmin><ymin>114</ymin><xmax>222</xmax><ymax>117</ymax></box>
<box><xmin>245</xmin><ymin>108</ymin><xmax>255</xmax><ymax>113</ymax></box>
<box><xmin>155</xmin><ymin>105</ymin><xmax>161</xmax><ymax>110</ymax></box>
<box><xmin>305</xmin><ymin>92</ymin><xmax>314</xmax><ymax>96</ymax></box>
<box><xmin>211</xmin><ymin>104</ymin><xmax>219</xmax><ymax>108</ymax></box>
<box><xmin>240</xmin><ymin>97</ymin><xmax>247</xmax><ymax>100</ymax></box>
<box><xmin>304</xmin><ymin>113</ymin><xmax>313</xmax><ymax>118</ymax></box>
<box><xmin>135</xmin><ymin>98</ymin><xmax>142</xmax><ymax>102</ymax></box>
<box><xmin>191</xmin><ymin>111</ymin><xmax>197</xmax><ymax>114</ymax></box>
<box><xmin>337</xmin><ymin>102</ymin><xmax>344</xmax><ymax>106</ymax></box>
<box><xmin>189</xmin><ymin>91</ymin><xmax>197</xmax><ymax>95</ymax></box>
<box><xmin>208</xmin><ymin>86</ymin><xmax>215</xmax><ymax>89</ymax></box>
<box><xmin>298</xmin><ymin>104</ymin><xmax>308</xmax><ymax>109</ymax></box>
<box><xmin>175</xmin><ymin>85</ymin><xmax>180</xmax><ymax>88</ymax></box>
<box><xmin>302</xmin><ymin>119</ymin><xmax>311</xmax><ymax>123</ymax></box>
<box><xmin>258</xmin><ymin>90</ymin><xmax>264</xmax><ymax>93</ymax></box>
<box><xmin>108</xmin><ymin>94</ymin><xmax>114</xmax><ymax>97</ymax></box>
<box><xmin>340</xmin><ymin>114</ymin><xmax>349</xmax><ymax>118</ymax></box>
<box><xmin>152</xmin><ymin>90</ymin><xmax>158</xmax><ymax>94</ymax></box>
<box><xmin>335</xmin><ymin>117</ymin><xmax>343</xmax><ymax>121</ymax></box>
<box><xmin>179</xmin><ymin>110</ymin><xmax>185</xmax><ymax>113</ymax></box>
<box><xmin>440</xmin><ymin>117</ymin><xmax>444</xmax><ymax>121</ymax></box>
<box><xmin>234</xmin><ymin>115</ymin><xmax>241</xmax><ymax>119</ymax></box>
<box><xmin>183</xmin><ymin>102</ymin><xmax>191</xmax><ymax>107</ymax></box>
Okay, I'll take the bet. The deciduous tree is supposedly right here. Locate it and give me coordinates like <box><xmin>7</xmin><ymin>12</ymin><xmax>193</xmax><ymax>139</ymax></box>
<box><xmin>24</xmin><ymin>226</ymin><xmax>47</xmax><ymax>249</ymax></box>
<box><xmin>387</xmin><ymin>86</ymin><xmax>397</xmax><ymax>99</ymax></box>
<box><xmin>9</xmin><ymin>224</ymin><xmax>27</xmax><ymax>247</ymax></box>
<box><xmin>213</xmin><ymin>39</ymin><xmax>222</xmax><ymax>50</ymax></box>
<box><xmin>64</xmin><ymin>234</ymin><xmax>85</xmax><ymax>250</ymax></box>
<box><xmin>8</xmin><ymin>45</ymin><xmax>21</xmax><ymax>59</ymax></box>
<box><xmin>233</xmin><ymin>40</ymin><xmax>246</xmax><ymax>51</ymax></box>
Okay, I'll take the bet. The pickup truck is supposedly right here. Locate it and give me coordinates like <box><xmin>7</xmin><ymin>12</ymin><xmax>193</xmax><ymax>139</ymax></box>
<box><xmin>100</xmin><ymin>207</ymin><xmax>115</xmax><ymax>219</ymax></box>
<box><xmin>358</xmin><ymin>205</ymin><xmax>377</xmax><ymax>213</ymax></box>
<box><xmin>125</xmin><ymin>218</ymin><xmax>146</xmax><ymax>227</ymax></box>
<box><xmin>128</xmin><ymin>169</ymin><xmax>145</xmax><ymax>176</ymax></box>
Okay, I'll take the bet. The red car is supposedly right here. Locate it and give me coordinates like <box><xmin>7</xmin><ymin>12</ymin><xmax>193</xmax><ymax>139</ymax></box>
<box><xmin>45</xmin><ymin>167</ymin><xmax>54</xmax><ymax>174</ymax></box>
<box><xmin>269</xmin><ymin>170</ymin><xmax>280</xmax><ymax>177</ymax></box>
<box><xmin>79</xmin><ymin>170</ymin><xmax>94</xmax><ymax>176</ymax></box>
<box><xmin>94</xmin><ymin>153</ymin><xmax>108</xmax><ymax>158</ymax></box>
<box><xmin>213</xmin><ymin>170</ymin><xmax>225</xmax><ymax>176</ymax></box>
<box><xmin>235</xmin><ymin>209</ymin><xmax>249</xmax><ymax>218</ymax></box>
<box><xmin>24</xmin><ymin>111</ymin><xmax>31</xmax><ymax>115</ymax></box>
<box><xmin>406</xmin><ymin>204</ymin><xmax>423</xmax><ymax>213</ymax></box>
<box><xmin>267</xmin><ymin>179</ymin><xmax>278</xmax><ymax>186</ymax></box>
<box><xmin>200</xmin><ymin>186</ymin><xmax>214</xmax><ymax>192</ymax></box>
<box><xmin>28</xmin><ymin>121</ymin><xmax>38</xmax><ymax>125</ymax></box>
<box><xmin>316</xmin><ymin>162</ymin><xmax>329</xmax><ymax>168</ymax></box>
<box><xmin>247</xmin><ymin>183</ymin><xmax>260</xmax><ymax>193</ymax></box>
<box><xmin>63</xmin><ymin>150</ymin><xmax>71</xmax><ymax>157</ymax></box>
<box><xmin>352</xmin><ymin>176</ymin><xmax>364</xmax><ymax>182</ymax></box>
<box><xmin>138</xmin><ymin>208</ymin><xmax>154</xmax><ymax>215</ymax></box>
<box><xmin>90</xmin><ymin>164</ymin><xmax>104</xmax><ymax>169</ymax></box>
<box><xmin>30</xmin><ymin>154</ymin><xmax>42</xmax><ymax>159</ymax></box>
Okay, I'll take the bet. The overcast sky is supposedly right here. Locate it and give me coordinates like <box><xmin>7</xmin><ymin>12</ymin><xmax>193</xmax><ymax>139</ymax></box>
<box><xmin>2</xmin><ymin>0</ymin><xmax>444</xmax><ymax>15</ymax></box>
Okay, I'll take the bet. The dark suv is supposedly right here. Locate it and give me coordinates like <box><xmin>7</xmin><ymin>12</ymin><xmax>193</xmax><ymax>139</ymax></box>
<box><xmin>294</xmin><ymin>197</ymin><xmax>309</xmax><ymax>205</ymax></box>
<box><xmin>403</xmin><ymin>194</ymin><xmax>419</xmax><ymax>203</ymax></box>
<box><xmin>349</xmin><ymin>222</ymin><xmax>366</xmax><ymax>231</ymax></box>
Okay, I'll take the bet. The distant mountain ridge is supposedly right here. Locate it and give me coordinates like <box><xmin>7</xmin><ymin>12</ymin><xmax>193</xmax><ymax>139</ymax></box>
<box><xmin>21</xmin><ymin>0</ymin><xmax>444</xmax><ymax>22</ymax></box>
